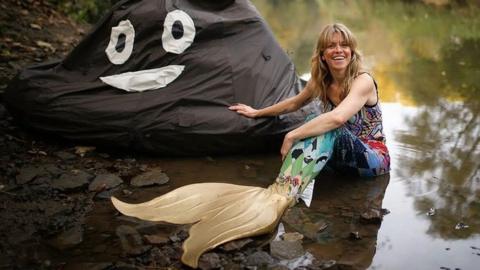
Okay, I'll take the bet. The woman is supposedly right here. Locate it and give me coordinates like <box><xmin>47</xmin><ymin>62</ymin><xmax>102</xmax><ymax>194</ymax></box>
<box><xmin>111</xmin><ymin>23</ymin><xmax>390</xmax><ymax>268</ymax></box>
<box><xmin>229</xmin><ymin>23</ymin><xmax>390</xmax><ymax>179</ymax></box>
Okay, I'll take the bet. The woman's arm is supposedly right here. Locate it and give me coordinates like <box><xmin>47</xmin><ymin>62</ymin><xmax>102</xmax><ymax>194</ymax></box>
<box><xmin>280</xmin><ymin>74</ymin><xmax>375</xmax><ymax>159</ymax></box>
<box><xmin>229</xmin><ymin>80</ymin><xmax>315</xmax><ymax>118</ymax></box>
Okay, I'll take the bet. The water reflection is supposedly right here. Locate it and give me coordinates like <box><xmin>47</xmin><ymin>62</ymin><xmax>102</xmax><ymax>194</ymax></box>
<box><xmin>392</xmin><ymin>36</ymin><xmax>480</xmax><ymax>239</ymax></box>
<box><xmin>252</xmin><ymin>0</ymin><xmax>480</xmax><ymax>268</ymax></box>
<box><xmin>300</xmin><ymin>173</ymin><xmax>390</xmax><ymax>269</ymax></box>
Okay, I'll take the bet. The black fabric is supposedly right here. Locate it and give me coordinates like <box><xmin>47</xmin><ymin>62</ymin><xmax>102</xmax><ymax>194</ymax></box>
<box><xmin>4</xmin><ymin>0</ymin><xmax>320</xmax><ymax>155</ymax></box>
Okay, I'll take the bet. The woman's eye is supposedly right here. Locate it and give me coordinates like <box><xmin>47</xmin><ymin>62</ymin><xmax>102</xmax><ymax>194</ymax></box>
<box><xmin>105</xmin><ymin>20</ymin><xmax>135</xmax><ymax>65</ymax></box>
<box><xmin>162</xmin><ymin>10</ymin><xmax>196</xmax><ymax>54</ymax></box>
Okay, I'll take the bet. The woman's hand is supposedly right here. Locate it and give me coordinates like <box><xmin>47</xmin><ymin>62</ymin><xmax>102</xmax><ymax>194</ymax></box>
<box><xmin>228</xmin><ymin>103</ymin><xmax>259</xmax><ymax>118</ymax></box>
<box><xmin>280</xmin><ymin>132</ymin><xmax>295</xmax><ymax>160</ymax></box>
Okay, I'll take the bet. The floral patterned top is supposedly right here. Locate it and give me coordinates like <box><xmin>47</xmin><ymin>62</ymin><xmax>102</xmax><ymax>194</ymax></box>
<box><xmin>324</xmin><ymin>80</ymin><xmax>386</xmax><ymax>144</ymax></box>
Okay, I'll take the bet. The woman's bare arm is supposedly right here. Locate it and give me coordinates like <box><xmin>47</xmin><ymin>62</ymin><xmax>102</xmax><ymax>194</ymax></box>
<box><xmin>280</xmin><ymin>74</ymin><xmax>375</xmax><ymax>158</ymax></box>
<box><xmin>229</xmin><ymin>80</ymin><xmax>315</xmax><ymax>118</ymax></box>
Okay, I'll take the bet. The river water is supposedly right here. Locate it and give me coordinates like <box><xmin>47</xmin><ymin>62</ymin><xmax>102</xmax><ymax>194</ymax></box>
<box><xmin>248</xmin><ymin>0</ymin><xmax>480</xmax><ymax>269</ymax></box>
<box><xmin>55</xmin><ymin>1</ymin><xmax>479</xmax><ymax>269</ymax></box>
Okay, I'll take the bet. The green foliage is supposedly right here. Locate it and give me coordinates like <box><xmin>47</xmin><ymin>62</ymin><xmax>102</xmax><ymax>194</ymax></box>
<box><xmin>48</xmin><ymin>0</ymin><xmax>117</xmax><ymax>23</ymax></box>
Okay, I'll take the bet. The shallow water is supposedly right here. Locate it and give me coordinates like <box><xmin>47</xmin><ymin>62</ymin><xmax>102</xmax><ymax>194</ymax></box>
<box><xmin>251</xmin><ymin>0</ymin><xmax>480</xmax><ymax>269</ymax></box>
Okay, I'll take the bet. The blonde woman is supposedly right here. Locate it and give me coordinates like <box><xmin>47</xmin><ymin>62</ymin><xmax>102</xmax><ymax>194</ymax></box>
<box><xmin>230</xmin><ymin>23</ymin><xmax>390</xmax><ymax>179</ymax></box>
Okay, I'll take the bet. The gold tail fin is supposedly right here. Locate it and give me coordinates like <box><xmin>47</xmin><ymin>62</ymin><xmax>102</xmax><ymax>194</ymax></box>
<box><xmin>111</xmin><ymin>183</ymin><xmax>292</xmax><ymax>268</ymax></box>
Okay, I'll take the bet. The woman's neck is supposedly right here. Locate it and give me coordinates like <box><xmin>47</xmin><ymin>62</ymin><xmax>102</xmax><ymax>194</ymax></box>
<box><xmin>330</xmin><ymin>69</ymin><xmax>346</xmax><ymax>85</ymax></box>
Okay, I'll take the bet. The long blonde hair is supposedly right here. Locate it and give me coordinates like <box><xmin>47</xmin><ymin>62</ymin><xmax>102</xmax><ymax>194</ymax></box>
<box><xmin>310</xmin><ymin>23</ymin><xmax>363</xmax><ymax>105</ymax></box>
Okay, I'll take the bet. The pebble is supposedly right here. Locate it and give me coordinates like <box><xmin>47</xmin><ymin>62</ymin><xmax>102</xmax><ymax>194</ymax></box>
<box><xmin>454</xmin><ymin>222</ymin><xmax>469</xmax><ymax>230</ymax></box>
<box><xmin>51</xmin><ymin>171</ymin><xmax>92</xmax><ymax>191</ymax></box>
<box><xmin>130</xmin><ymin>168</ymin><xmax>169</xmax><ymax>187</ymax></box>
<box><xmin>16</xmin><ymin>165</ymin><xmax>46</xmax><ymax>184</ymax></box>
<box><xmin>270</xmin><ymin>239</ymin><xmax>304</xmax><ymax>260</ymax></box>
<box><xmin>116</xmin><ymin>225</ymin><xmax>151</xmax><ymax>256</ymax></box>
<box><xmin>54</xmin><ymin>151</ymin><xmax>76</xmax><ymax>161</ymax></box>
<box><xmin>88</xmin><ymin>174</ymin><xmax>123</xmax><ymax>191</ymax></box>
<box><xmin>280</xmin><ymin>232</ymin><xmax>304</xmax><ymax>242</ymax></box>
<box><xmin>198</xmin><ymin>253</ymin><xmax>221</xmax><ymax>270</ymax></box>
<box><xmin>221</xmin><ymin>238</ymin><xmax>253</xmax><ymax>251</ymax></box>
<box><xmin>49</xmin><ymin>224</ymin><xmax>84</xmax><ymax>249</ymax></box>
<box><xmin>143</xmin><ymin>234</ymin><xmax>169</xmax><ymax>245</ymax></box>
<box><xmin>246</xmin><ymin>251</ymin><xmax>274</xmax><ymax>266</ymax></box>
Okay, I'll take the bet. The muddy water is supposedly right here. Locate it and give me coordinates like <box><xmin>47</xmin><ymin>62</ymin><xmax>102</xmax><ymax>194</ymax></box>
<box><xmin>63</xmin><ymin>155</ymin><xmax>390</xmax><ymax>269</ymax></box>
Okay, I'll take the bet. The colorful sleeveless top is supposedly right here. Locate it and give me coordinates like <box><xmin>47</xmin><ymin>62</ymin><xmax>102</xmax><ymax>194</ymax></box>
<box><xmin>324</xmin><ymin>80</ymin><xmax>386</xmax><ymax>144</ymax></box>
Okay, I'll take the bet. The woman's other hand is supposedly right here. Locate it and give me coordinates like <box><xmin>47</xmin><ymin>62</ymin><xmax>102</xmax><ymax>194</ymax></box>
<box><xmin>281</xmin><ymin>132</ymin><xmax>295</xmax><ymax>160</ymax></box>
<box><xmin>228</xmin><ymin>103</ymin><xmax>259</xmax><ymax>118</ymax></box>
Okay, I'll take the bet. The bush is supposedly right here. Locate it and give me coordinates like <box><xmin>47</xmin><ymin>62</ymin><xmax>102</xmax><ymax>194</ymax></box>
<box><xmin>48</xmin><ymin>0</ymin><xmax>119</xmax><ymax>23</ymax></box>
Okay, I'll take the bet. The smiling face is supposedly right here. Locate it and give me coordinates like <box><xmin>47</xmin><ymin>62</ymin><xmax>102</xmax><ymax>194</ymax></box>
<box><xmin>321</xmin><ymin>32</ymin><xmax>352</xmax><ymax>73</ymax></box>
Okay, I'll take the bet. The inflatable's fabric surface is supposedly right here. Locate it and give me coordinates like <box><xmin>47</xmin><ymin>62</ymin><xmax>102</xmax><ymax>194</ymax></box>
<box><xmin>5</xmin><ymin>0</ymin><xmax>319</xmax><ymax>155</ymax></box>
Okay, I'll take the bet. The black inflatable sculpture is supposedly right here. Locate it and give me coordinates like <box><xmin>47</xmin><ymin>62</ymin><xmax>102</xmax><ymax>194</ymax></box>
<box><xmin>5</xmin><ymin>0</ymin><xmax>319</xmax><ymax>155</ymax></box>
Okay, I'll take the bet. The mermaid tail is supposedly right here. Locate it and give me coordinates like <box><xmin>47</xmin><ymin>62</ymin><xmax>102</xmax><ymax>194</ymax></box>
<box><xmin>111</xmin><ymin>130</ymin><xmax>337</xmax><ymax>268</ymax></box>
<box><xmin>112</xmin><ymin>183</ymin><xmax>293</xmax><ymax>267</ymax></box>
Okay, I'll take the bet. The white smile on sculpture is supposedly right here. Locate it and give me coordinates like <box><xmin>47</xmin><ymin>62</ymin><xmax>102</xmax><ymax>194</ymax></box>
<box><xmin>100</xmin><ymin>65</ymin><xmax>185</xmax><ymax>92</ymax></box>
<box><xmin>101</xmin><ymin>10</ymin><xmax>195</xmax><ymax>92</ymax></box>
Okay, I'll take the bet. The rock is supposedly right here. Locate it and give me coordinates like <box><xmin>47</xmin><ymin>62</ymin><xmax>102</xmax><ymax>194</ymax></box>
<box><xmin>455</xmin><ymin>222</ymin><xmax>470</xmax><ymax>230</ymax></box>
<box><xmin>221</xmin><ymin>238</ymin><xmax>253</xmax><ymax>251</ymax></box>
<box><xmin>169</xmin><ymin>234</ymin><xmax>181</xmax><ymax>243</ymax></box>
<box><xmin>349</xmin><ymin>231</ymin><xmax>361</xmax><ymax>240</ymax></box>
<box><xmin>116</xmin><ymin>225</ymin><xmax>151</xmax><ymax>256</ymax></box>
<box><xmin>246</xmin><ymin>251</ymin><xmax>274</xmax><ymax>266</ymax></box>
<box><xmin>148</xmin><ymin>247</ymin><xmax>171</xmax><ymax>267</ymax></box>
<box><xmin>122</xmin><ymin>189</ymin><xmax>133</xmax><ymax>196</ymax></box>
<box><xmin>88</xmin><ymin>174</ymin><xmax>123</xmax><ymax>191</ymax></box>
<box><xmin>282</xmin><ymin>208</ymin><xmax>328</xmax><ymax>240</ymax></box>
<box><xmin>277</xmin><ymin>252</ymin><xmax>316</xmax><ymax>270</ymax></box>
<box><xmin>35</xmin><ymin>40</ymin><xmax>56</xmax><ymax>52</ymax></box>
<box><xmin>360</xmin><ymin>208</ymin><xmax>383</xmax><ymax>224</ymax></box>
<box><xmin>268</xmin><ymin>265</ymin><xmax>289</xmax><ymax>270</ymax></box>
<box><xmin>43</xmin><ymin>163</ymin><xmax>63</xmax><ymax>177</ymax></box>
<box><xmin>51</xmin><ymin>170</ymin><xmax>92</xmax><ymax>191</ymax></box>
<box><xmin>281</xmin><ymin>232</ymin><xmax>304</xmax><ymax>242</ymax></box>
<box><xmin>49</xmin><ymin>225</ymin><xmax>84</xmax><ymax>250</ymax></box>
<box><xmin>98</xmin><ymin>153</ymin><xmax>110</xmax><ymax>158</ymax></box>
<box><xmin>270</xmin><ymin>239</ymin><xmax>304</xmax><ymax>260</ymax></box>
<box><xmin>54</xmin><ymin>151</ymin><xmax>77</xmax><ymax>161</ymax></box>
<box><xmin>95</xmin><ymin>187</ymin><xmax>120</xmax><ymax>200</ymax></box>
<box><xmin>232</xmin><ymin>252</ymin><xmax>246</xmax><ymax>263</ymax></box>
<box><xmin>74</xmin><ymin>146</ymin><xmax>96</xmax><ymax>157</ymax></box>
<box><xmin>16</xmin><ymin>165</ymin><xmax>46</xmax><ymax>184</ymax></box>
<box><xmin>316</xmin><ymin>260</ymin><xmax>337</xmax><ymax>269</ymax></box>
<box><xmin>130</xmin><ymin>168</ymin><xmax>169</xmax><ymax>187</ymax></box>
<box><xmin>198</xmin><ymin>253</ymin><xmax>221</xmax><ymax>270</ymax></box>
<box><xmin>144</xmin><ymin>234</ymin><xmax>169</xmax><ymax>245</ymax></box>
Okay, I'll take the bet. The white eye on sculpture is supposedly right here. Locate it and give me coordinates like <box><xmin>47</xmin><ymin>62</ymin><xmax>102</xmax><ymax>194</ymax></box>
<box><xmin>105</xmin><ymin>20</ymin><xmax>135</xmax><ymax>65</ymax></box>
<box><xmin>162</xmin><ymin>10</ymin><xmax>196</xmax><ymax>54</ymax></box>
